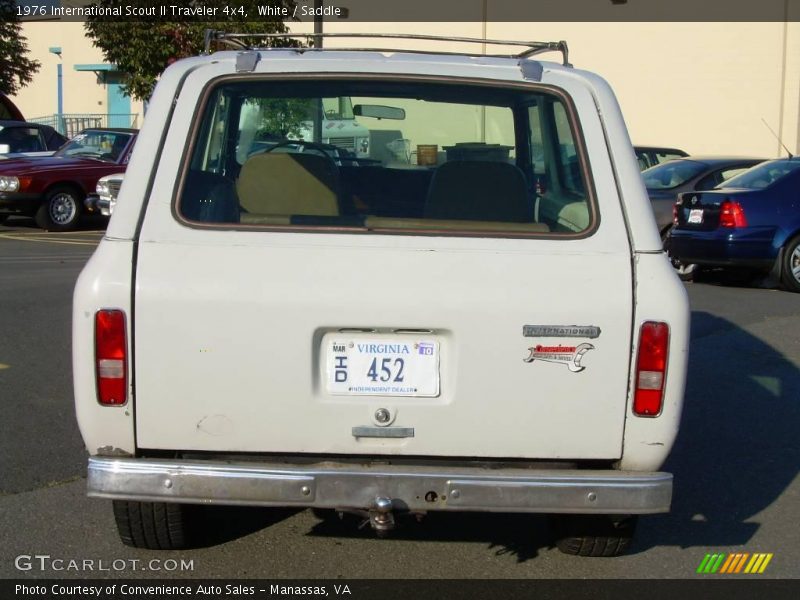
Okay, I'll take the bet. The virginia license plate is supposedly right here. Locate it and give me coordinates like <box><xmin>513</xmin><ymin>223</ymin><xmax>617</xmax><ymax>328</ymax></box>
<box><xmin>325</xmin><ymin>335</ymin><xmax>440</xmax><ymax>397</ymax></box>
<box><xmin>688</xmin><ymin>208</ymin><xmax>704</xmax><ymax>224</ymax></box>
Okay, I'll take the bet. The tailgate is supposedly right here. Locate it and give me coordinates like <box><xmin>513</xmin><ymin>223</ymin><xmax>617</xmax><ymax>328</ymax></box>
<box><xmin>133</xmin><ymin>235</ymin><xmax>633</xmax><ymax>459</ymax></box>
<box><xmin>131</xmin><ymin>66</ymin><xmax>635</xmax><ymax>460</ymax></box>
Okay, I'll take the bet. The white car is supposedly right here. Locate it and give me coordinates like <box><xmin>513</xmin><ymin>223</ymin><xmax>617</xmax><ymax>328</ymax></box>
<box><xmin>73</xmin><ymin>33</ymin><xmax>689</xmax><ymax>556</ymax></box>
<box><xmin>84</xmin><ymin>172</ymin><xmax>125</xmax><ymax>217</ymax></box>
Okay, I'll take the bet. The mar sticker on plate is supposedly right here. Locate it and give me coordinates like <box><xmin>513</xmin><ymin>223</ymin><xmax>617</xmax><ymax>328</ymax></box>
<box><xmin>687</xmin><ymin>208</ymin><xmax>704</xmax><ymax>224</ymax></box>
<box><xmin>325</xmin><ymin>336</ymin><xmax>440</xmax><ymax>397</ymax></box>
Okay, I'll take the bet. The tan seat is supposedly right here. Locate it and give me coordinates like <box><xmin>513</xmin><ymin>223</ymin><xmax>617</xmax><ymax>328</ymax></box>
<box><xmin>236</xmin><ymin>153</ymin><xmax>340</xmax><ymax>218</ymax></box>
<box><xmin>538</xmin><ymin>195</ymin><xmax>591</xmax><ymax>233</ymax></box>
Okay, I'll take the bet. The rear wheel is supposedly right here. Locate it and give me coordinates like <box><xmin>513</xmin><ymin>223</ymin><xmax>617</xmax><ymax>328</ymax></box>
<box><xmin>662</xmin><ymin>226</ymin><xmax>698</xmax><ymax>281</ymax></box>
<box><xmin>35</xmin><ymin>185</ymin><xmax>83</xmax><ymax>231</ymax></box>
<box><xmin>0</xmin><ymin>215</ymin><xmax>7</xmax><ymax>224</ymax></box>
<box><xmin>780</xmin><ymin>235</ymin><xmax>800</xmax><ymax>293</ymax></box>
<box><xmin>113</xmin><ymin>500</ymin><xmax>190</xmax><ymax>550</ymax></box>
<box><xmin>673</xmin><ymin>261</ymin><xmax>699</xmax><ymax>281</ymax></box>
<box><xmin>550</xmin><ymin>514</ymin><xmax>637</xmax><ymax>557</ymax></box>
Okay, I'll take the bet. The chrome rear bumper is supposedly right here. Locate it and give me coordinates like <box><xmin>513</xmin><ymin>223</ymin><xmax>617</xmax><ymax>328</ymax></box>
<box><xmin>87</xmin><ymin>457</ymin><xmax>672</xmax><ymax>514</ymax></box>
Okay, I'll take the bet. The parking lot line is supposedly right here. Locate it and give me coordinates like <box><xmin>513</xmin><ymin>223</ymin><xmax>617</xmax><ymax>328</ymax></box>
<box><xmin>0</xmin><ymin>233</ymin><xmax>101</xmax><ymax>246</ymax></box>
<box><xmin>0</xmin><ymin>257</ymin><xmax>92</xmax><ymax>264</ymax></box>
<box><xmin>12</xmin><ymin>230</ymin><xmax>104</xmax><ymax>235</ymax></box>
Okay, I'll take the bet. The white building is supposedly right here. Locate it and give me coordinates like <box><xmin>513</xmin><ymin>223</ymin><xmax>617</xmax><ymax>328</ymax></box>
<box><xmin>12</xmin><ymin>18</ymin><xmax>800</xmax><ymax>158</ymax></box>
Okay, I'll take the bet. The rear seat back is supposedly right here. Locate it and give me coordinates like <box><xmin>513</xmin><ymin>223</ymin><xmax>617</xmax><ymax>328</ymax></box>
<box><xmin>424</xmin><ymin>160</ymin><xmax>532</xmax><ymax>222</ymax></box>
<box><xmin>236</xmin><ymin>152</ymin><xmax>341</xmax><ymax>219</ymax></box>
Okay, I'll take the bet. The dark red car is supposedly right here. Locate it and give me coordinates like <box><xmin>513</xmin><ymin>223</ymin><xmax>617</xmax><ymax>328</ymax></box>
<box><xmin>0</xmin><ymin>128</ymin><xmax>137</xmax><ymax>231</ymax></box>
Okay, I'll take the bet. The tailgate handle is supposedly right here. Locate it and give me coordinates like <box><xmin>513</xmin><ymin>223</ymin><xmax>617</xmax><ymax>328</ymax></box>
<box><xmin>352</xmin><ymin>426</ymin><xmax>415</xmax><ymax>438</ymax></box>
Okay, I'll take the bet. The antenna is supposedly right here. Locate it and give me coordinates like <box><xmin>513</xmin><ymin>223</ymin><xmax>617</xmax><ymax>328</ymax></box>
<box><xmin>761</xmin><ymin>118</ymin><xmax>794</xmax><ymax>158</ymax></box>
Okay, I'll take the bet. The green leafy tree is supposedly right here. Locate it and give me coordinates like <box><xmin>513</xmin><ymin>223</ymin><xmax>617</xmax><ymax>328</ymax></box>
<box><xmin>255</xmin><ymin>98</ymin><xmax>314</xmax><ymax>139</ymax></box>
<box><xmin>85</xmin><ymin>0</ymin><xmax>299</xmax><ymax>101</ymax></box>
<box><xmin>0</xmin><ymin>0</ymin><xmax>42</xmax><ymax>95</ymax></box>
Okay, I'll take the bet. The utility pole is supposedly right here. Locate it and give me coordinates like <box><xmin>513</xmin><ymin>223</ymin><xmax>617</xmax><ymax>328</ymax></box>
<box><xmin>49</xmin><ymin>47</ymin><xmax>64</xmax><ymax>134</ymax></box>
<box><xmin>312</xmin><ymin>0</ymin><xmax>323</xmax><ymax>143</ymax></box>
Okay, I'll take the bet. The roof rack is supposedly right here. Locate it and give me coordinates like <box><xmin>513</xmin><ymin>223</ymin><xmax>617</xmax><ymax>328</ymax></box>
<box><xmin>203</xmin><ymin>31</ymin><xmax>571</xmax><ymax>66</ymax></box>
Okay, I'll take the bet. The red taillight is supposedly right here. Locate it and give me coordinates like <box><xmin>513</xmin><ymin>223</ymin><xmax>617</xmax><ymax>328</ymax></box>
<box><xmin>719</xmin><ymin>199</ymin><xmax>747</xmax><ymax>228</ymax></box>
<box><xmin>95</xmin><ymin>309</ymin><xmax>127</xmax><ymax>406</ymax></box>
<box><xmin>633</xmin><ymin>321</ymin><xmax>669</xmax><ymax>417</ymax></box>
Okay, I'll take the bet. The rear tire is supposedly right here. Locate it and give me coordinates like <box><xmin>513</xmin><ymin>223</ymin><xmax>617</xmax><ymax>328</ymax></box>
<box><xmin>0</xmin><ymin>215</ymin><xmax>8</xmax><ymax>224</ymax></box>
<box><xmin>663</xmin><ymin>226</ymin><xmax>698</xmax><ymax>281</ymax></box>
<box><xmin>550</xmin><ymin>514</ymin><xmax>637</xmax><ymax>557</ymax></box>
<box><xmin>674</xmin><ymin>261</ymin><xmax>699</xmax><ymax>281</ymax></box>
<box><xmin>113</xmin><ymin>500</ymin><xmax>190</xmax><ymax>549</ymax></box>
<box><xmin>780</xmin><ymin>235</ymin><xmax>800</xmax><ymax>293</ymax></box>
<box><xmin>35</xmin><ymin>185</ymin><xmax>83</xmax><ymax>231</ymax></box>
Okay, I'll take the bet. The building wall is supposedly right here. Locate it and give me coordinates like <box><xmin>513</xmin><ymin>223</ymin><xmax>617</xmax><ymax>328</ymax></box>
<box><xmin>489</xmin><ymin>21</ymin><xmax>800</xmax><ymax>159</ymax></box>
<box><xmin>10</xmin><ymin>19</ymin><xmax>799</xmax><ymax>160</ymax></box>
<box><xmin>10</xmin><ymin>22</ymin><xmax>144</xmax><ymax>126</ymax></box>
<box><xmin>293</xmin><ymin>20</ymin><xmax>800</xmax><ymax>158</ymax></box>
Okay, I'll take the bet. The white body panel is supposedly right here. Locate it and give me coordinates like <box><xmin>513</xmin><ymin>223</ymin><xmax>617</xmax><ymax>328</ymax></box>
<box><xmin>72</xmin><ymin>239</ymin><xmax>135</xmax><ymax>455</ymax></box>
<box><xmin>133</xmin><ymin>233</ymin><xmax>632</xmax><ymax>458</ymax></box>
<box><xmin>75</xmin><ymin>49</ymin><xmax>689</xmax><ymax>473</ymax></box>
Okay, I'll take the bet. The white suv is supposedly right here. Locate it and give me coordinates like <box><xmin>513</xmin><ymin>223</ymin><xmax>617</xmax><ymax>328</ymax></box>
<box><xmin>73</xmin><ymin>33</ymin><xmax>689</xmax><ymax>556</ymax></box>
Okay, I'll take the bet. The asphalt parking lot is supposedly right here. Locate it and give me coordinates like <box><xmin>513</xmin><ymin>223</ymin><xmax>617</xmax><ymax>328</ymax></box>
<box><xmin>0</xmin><ymin>217</ymin><xmax>798</xmax><ymax>581</ymax></box>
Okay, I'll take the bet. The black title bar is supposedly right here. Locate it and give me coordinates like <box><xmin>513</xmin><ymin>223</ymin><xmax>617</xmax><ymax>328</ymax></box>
<box><xmin>11</xmin><ymin>0</ymin><xmax>800</xmax><ymax>23</ymax></box>
<box><xmin>4</xmin><ymin>579</ymin><xmax>800</xmax><ymax>600</ymax></box>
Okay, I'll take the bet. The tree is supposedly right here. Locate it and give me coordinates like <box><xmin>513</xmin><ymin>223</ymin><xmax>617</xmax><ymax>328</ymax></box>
<box><xmin>85</xmin><ymin>0</ymin><xmax>298</xmax><ymax>101</ymax></box>
<box><xmin>0</xmin><ymin>0</ymin><xmax>42</xmax><ymax>95</ymax></box>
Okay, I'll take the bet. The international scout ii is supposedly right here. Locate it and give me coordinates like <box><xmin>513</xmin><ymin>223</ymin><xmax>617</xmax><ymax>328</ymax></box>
<box><xmin>73</xmin><ymin>33</ymin><xmax>689</xmax><ymax>556</ymax></box>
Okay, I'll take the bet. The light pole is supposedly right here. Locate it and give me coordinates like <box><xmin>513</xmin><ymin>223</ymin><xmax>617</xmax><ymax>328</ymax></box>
<box><xmin>48</xmin><ymin>47</ymin><xmax>63</xmax><ymax>133</ymax></box>
<box><xmin>312</xmin><ymin>1</ymin><xmax>323</xmax><ymax>143</ymax></box>
<box><xmin>313</xmin><ymin>0</ymin><xmax>323</xmax><ymax>49</ymax></box>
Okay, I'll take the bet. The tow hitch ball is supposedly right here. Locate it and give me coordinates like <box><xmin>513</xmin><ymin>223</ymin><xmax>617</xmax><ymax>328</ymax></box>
<box><xmin>367</xmin><ymin>496</ymin><xmax>395</xmax><ymax>536</ymax></box>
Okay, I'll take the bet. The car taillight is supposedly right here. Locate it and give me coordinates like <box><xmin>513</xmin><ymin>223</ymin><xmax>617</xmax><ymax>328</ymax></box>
<box><xmin>672</xmin><ymin>202</ymin><xmax>679</xmax><ymax>225</ymax></box>
<box><xmin>633</xmin><ymin>321</ymin><xmax>669</xmax><ymax>417</ymax></box>
<box><xmin>719</xmin><ymin>199</ymin><xmax>747</xmax><ymax>228</ymax></box>
<box><xmin>95</xmin><ymin>309</ymin><xmax>127</xmax><ymax>406</ymax></box>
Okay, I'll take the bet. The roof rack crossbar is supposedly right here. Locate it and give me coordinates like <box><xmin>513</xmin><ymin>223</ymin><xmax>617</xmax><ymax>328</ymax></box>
<box><xmin>203</xmin><ymin>31</ymin><xmax>570</xmax><ymax>66</ymax></box>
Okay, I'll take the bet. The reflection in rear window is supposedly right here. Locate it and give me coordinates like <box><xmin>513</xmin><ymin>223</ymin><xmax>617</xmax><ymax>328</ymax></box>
<box><xmin>643</xmin><ymin>160</ymin><xmax>706</xmax><ymax>190</ymax></box>
<box><xmin>719</xmin><ymin>159</ymin><xmax>800</xmax><ymax>190</ymax></box>
<box><xmin>178</xmin><ymin>79</ymin><xmax>595</xmax><ymax>236</ymax></box>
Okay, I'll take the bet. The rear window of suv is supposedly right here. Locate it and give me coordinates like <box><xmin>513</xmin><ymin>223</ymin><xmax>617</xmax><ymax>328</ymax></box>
<box><xmin>177</xmin><ymin>78</ymin><xmax>595</xmax><ymax>237</ymax></box>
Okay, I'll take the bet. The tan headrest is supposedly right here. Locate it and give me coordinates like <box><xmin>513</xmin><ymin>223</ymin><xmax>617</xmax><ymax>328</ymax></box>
<box><xmin>236</xmin><ymin>153</ymin><xmax>339</xmax><ymax>217</ymax></box>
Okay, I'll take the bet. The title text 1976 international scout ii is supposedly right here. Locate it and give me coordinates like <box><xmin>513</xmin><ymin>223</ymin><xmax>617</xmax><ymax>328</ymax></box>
<box><xmin>73</xmin><ymin>32</ymin><xmax>689</xmax><ymax>556</ymax></box>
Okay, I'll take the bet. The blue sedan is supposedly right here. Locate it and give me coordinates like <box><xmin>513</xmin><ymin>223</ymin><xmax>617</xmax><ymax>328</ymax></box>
<box><xmin>669</xmin><ymin>158</ymin><xmax>800</xmax><ymax>292</ymax></box>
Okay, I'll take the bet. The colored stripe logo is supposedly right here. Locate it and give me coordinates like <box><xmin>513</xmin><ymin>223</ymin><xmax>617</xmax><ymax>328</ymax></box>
<box><xmin>697</xmin><ymin>552</ymin><xmax>773</xmax><ymax>574</ymax></box>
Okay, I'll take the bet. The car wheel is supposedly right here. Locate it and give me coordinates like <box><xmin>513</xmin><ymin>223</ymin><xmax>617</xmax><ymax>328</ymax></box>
<box><xmin>35</xmin><ymin>185</ymin><xmax>83</xmax><ymax>231</ymax></box>
<box><xmin>113</xmin><ymin>500</ymin><xmax>190</xmax><ymax>549</ymax></box>
<box><xmin>673</xmin><ymin>261</ymin><xmax>699</xmax><ymax>281</ymax></box>
<box><xmin>550</xmin><ymin>514</ymin><xmax>637</xmax><ymax>557</ymax></box>
<box><xmin>780</xmin><ymin>235</ymin><xmax>800</xmax><ymax>293</ymax></box>
<box><xmin>662</xmin><ymin>227</ymin><xmax>698</xmax><ymax>281</ymax></box>
<box><xmin>0</xmin><ymin>215</ymin><xmax>8</xmax><ymax>224</ymax></box>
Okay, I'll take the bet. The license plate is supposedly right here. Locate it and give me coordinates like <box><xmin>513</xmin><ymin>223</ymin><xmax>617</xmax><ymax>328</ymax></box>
<box><xmin>688</xmin><ymin>208</ymin><xmax>704</xmax><ymax>224</ymax></box>
<box><xmin>325</xmin><ymin>336</ymin><xmax>440</xmax><ymax>397</ymax></box>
